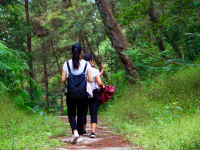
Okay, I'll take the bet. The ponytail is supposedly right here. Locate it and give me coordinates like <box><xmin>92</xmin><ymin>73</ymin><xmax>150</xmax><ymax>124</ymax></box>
<box><xmin>72</xmin><ymin>44</ymin><xmax>82</xmax><ymax>70</ymax></box>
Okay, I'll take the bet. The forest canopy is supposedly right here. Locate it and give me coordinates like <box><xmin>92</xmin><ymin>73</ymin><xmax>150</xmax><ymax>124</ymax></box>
<box><xmin>0</xmin><ymin>0</ymin><xmax>199</xmax><ymax>112</ymax></box>
<box><xmin>0</xmin><ymin>0</ymin><xmax>200</xmax><ymax>149</ymax></box>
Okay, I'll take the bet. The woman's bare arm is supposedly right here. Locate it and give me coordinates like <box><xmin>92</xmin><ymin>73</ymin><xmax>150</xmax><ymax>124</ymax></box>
<box><xmin>99</xmin><ymin>65</ymin><xmax>104</xmax><ymax>76</ymax></box>
<box><xmin>61</xmin><ymin>70</ymin><xmax>67</xmax><ymax>82</ymax></box>
<box><xmin>87</xmin><ymin>70</ymin><xmax>93</xmax><ymax>83</ymax></box>
<box><xmin>95</xmin><ymin>75</ymin><xmax>104</xmax><ymax>89</ymax></box>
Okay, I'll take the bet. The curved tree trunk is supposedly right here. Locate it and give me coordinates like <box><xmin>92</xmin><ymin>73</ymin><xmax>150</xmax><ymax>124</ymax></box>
<box><xmin>147</xmin><ymin>0</ymin><xmax>166</xmax><ymax>54</ymax></box>
<box><xmin>163</xmin><ymin>32</ymin><xmax>182</xmax><ymax>58</ymax></box>
<box><xmin>95</xmin><ymin>0</ymin><xmax>140</xmax><ymax>82</ymax></box>
<box><xmin>147</xmin><ymin>0</ymin><xmax>182</xmax><ymax>58</ymax></box>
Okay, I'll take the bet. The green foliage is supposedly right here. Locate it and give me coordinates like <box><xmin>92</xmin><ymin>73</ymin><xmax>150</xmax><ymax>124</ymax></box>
<box><xmin>116</xmin><ymin>0</ymin><xmax>200</xmax><ymax>61</ymax></box>
<box><xmin>0</xmin><ymin>41</ymin><xmax>28</xmax><ymax>92</ymax></box>
<box><xmin>0</xmin><ymin>41</ymin><xmax>43</xmax><ymax>108</ymax></box>
<box><xmin>1</xmin><ymin>0</ymin><xmax>200</xmax><ymax>148</ymax></box>
<box><xmin>0</xmin><ymin>93</ymin><xmax>67</xmax><ymax>149</ymax></box>
<box><xmin>99</xmin><ymin>65</ymin><xmax>200</xmax><ymax>149</ymax></box>
<box><xmin>0</xmin><ymin>41</ymin><xmax>28</xmax><ymax>73</ymax></box>
<box><xmin>0</xmin><ymin>2</ymin><xmax>27</xmax><ymax>51</ymax></box>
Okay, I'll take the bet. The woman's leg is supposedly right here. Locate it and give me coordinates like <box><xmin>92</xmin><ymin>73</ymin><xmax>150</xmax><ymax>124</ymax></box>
<box><xmin>66</xmin><ymin>95</ymin><xmax>77</xmax><ymax>133</ymax></box>
<box><xmin>91</xmin><ymin>123</ymin><xmax>97</xmax><ymax>133</ymax></box>
<box><xmin>89</xmin><ymin>89</ymin><xmax>100</xmax><ymax>133</ymax></box>
<box><xmin>83</xmin><ymin>106</ymin><xmax>88</xmax><ymax>133</ymax></box>
<box><xmin>66</xmin><ymin>95</ymin><xmax>79</xmax><ymax>144</ymax></box>
<box><xmin>77</xmin><ymin>96</ymin><xmax>88</xmax><ymax>135</ymax></box>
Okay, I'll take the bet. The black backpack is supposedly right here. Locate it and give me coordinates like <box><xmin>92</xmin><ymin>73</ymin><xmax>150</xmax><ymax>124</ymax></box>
<box><xmin>66</xmin><ymin>61</ymin><xmax>88</xmax><ymax>100</ymax></box>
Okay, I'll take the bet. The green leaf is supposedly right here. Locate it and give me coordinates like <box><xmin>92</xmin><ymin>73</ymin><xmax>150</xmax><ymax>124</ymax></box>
<box><xmin>175</xmin><ymin>107</ymin><xmax>182</xmax><ymax>111</ymax></box>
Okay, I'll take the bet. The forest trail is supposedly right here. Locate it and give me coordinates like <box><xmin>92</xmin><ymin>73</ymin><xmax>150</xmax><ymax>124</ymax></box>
<box><xmin>55</xmin><ymin>116</ymin><xmax>142</xmax><ymax>150</ymax></box>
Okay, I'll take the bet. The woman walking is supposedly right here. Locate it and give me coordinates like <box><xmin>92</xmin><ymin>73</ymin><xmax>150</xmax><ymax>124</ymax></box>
<box><xmin>61</xmin><ymin>44</ymin><xmax>93</xmax><ymax>144</ymax></box>
<box><xmin>82</xmin><ymin>54</ymin><xmax>104</xmax><ymax>138</ymax></box>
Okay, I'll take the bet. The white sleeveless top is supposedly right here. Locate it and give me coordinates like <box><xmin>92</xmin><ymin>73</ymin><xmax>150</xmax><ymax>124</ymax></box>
<box><xmin>62</xmin><ymin>59</ymin><xmax>92</xmax><ymax>92</ymax></box>
<box><xmin>89</xmin><ymin>67</ymin><xmax>100</xmax><ymax>91</ymax></box>
<box><xmin>62</xmin><ymin>59</ymin><xmax>92</xmax><ymax>77</ymax></box>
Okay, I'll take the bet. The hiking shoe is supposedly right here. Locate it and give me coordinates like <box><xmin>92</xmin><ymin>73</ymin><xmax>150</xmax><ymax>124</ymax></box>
<box><xmin>71</xmin><ymin>132</ymin><xmax>79</xmax><ymax>144</ymax></box>
<box><xmin>77</xmin><ymin>137</ymin><xmax>83</xmax><ymax>142</ymax></box>
<box><xmin>90</xmin><ymin>132</ymin><xmax>96</xmax><ymax>138</ymax></box>
<box><xmin>83</xmin><ymin>131</ymin><xmax>87</xmax><ymax>136</ymax></box>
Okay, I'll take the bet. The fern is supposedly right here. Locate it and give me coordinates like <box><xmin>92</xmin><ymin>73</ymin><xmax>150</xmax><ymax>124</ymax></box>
<box><xmin>0</xmin><ymin>41</ymin><xmax>43</xmax><ymax>107</ymax></box>
<box><xmin>0</xmin><ymin>82</ymin><xmax>8</xmax><ymax>92</ymax></box>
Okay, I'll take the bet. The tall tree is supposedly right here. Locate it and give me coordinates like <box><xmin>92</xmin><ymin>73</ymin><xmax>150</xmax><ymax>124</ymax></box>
<box><xmin>25</xmin><ymin>0</ymin><xmax>34</xmax><ymax>99</ymax></box>
<box><xmin>95</xmin><ymin>0</ymin><xmax>140</xmax><ymax>82</ymax></box>
<box><xmin>146</xmin><ymin>0</ymin><xmax>182</xmax><ymax>58</ymax></box>
<box><xmin>147</xmin><ymin>0</ymin><xmax>166</xmax><ymax>54</ymax></box>
<box><xmin>178</xmin><ymin>0</ymin><xmax>184</xmax><ymax>60</ymax></box>
<box><xmin>41</xmin><ymin>41</ymin><xmax>49</xmax><ymax>103</ymax></box>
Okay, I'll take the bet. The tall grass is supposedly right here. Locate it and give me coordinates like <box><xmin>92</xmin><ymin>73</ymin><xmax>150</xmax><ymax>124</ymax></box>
<box><xmin>99</xmin><ymin>66</ymin><xmax>200</xmax><ymax>149</ymax></box>
<box><xmin>0</xmin><ymin>93</ymin><xmax>68</xmax><ymax>149</ymax></box>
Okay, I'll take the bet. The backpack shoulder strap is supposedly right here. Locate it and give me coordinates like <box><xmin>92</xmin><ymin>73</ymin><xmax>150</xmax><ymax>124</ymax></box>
<box><xmin>66</xmin><ymin>61</ymin><xmax>71</xmax><ymax>74</ymax></box>
<box><xmin>83</xmin><ymin>61</ymin><xmax>88</xmax><ymax>73</ymax></box>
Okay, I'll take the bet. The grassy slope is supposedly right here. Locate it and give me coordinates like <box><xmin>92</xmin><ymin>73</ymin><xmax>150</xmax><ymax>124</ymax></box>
<box><xmin>100</xmin><ymin>65</ymin><xmax>200</xmax><ymax>149</ymax></box>
<box><xmin>0</xmin><ymin>93</ymin><xmax>68</xmax><ymax>149</ymax></box>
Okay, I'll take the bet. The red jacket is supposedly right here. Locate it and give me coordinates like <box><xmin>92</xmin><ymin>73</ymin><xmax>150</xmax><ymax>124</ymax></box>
<box><xmin>99</xmin><ymin>85</ymin><xmax>115</xmax><ymax>104</ymax></box>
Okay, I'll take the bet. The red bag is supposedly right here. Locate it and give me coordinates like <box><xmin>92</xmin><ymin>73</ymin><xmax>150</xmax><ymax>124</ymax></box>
<box><xmin>99</xmin><ymin>85</ymin><xmax>115</xmax><ymax>104</ymax></box>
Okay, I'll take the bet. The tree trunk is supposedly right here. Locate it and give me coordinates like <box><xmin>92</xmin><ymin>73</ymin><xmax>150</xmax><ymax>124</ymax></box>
<box><xmin>79</xmin><ymin>31</ymin><xmax>86</xmax><ymax>54</ymax></box>
<box><xmin>60</xmin><ymin>94</ymin><xmax>64</xmax><ymax>115</ymax></box>
<box><xmin>95</xmin><ymin>0</ymin><xmax>140</xmax><ymax>82</ymax></box>
<box><xmin>25</xmin><ymin>0</ymin><xmax>34</xmax><ymax>99</ymax></box>
<box><xmin>198</xmin><ymin>10</ymin><xmax>200</xmax><ymax>20</ymax></box>
<box><xmin>179</xmin><ymin>0</ymin><xmax>184</xmax><ymax>61</ymax></box>
<box><xmin>109</xmin><ymin>0</ymin><xmax>115</xmax><ymax>14</ymax></box>
<box><xmin>147</xmin><ymin>1</ymin><xmax>166</xmax><ymax>53</ymax></box>
<box><xmin>50</xmin><ymin>38</ymin><xmax>61</xmax><ymax>75</ymax></box>
<box><xmin>42</xmin><ymin>42</ymin><xmax>48</xmax><ymax>104</ymax></box>
<box><xmin>84</xmin><ymin>35</ymin><xmax>109</xmax><ymax>80</ymax></box>
<box><xmin>147</xmin><ymin>0</ymin><xmax>182</xmax><ymax>58</ymax></box>
<box><xmin>0</xmin><ymin>0</ymin><xmax>8</xmax><ymax>6</ymax></box>
<box><xmin>62</xmin><ymin>0</ymin><xmax>72</xmax><ymax>8</ymax></box>
<box><xmin>110</xmin><ymin>55</ymin><xmax>112</xmax><ymax>83</ymax></box>
<box><xmin>50</xmin><ymin>37</ymin><xmax>67</xmax><ymax>87</ymax></box>
<box><xmin>162</xmin><ymin>31</ymin><xmax>182</xmax><ymax>58</ymax></box>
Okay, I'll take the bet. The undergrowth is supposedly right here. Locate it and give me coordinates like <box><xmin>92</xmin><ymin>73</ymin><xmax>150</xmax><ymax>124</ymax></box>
<box><xmin>99</xmin><ymin>65</ymin><xmax>200</xmax><ymax>149</ymax></box>
<box><xmin>0</xmin><ymin>93</ymin><xmax>68</xmax><ymax>149</ymax></box>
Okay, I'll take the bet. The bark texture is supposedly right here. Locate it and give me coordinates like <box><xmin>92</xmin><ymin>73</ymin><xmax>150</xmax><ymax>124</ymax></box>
<box><xmin>25</xmin><ymin>0</ymin><xmax>34</xmax><ymax>99</ymax></box>
<box><xmin>95</xmin><ymin>0</ymin><xmax>140</xmax><ymax>82</ymax></box>
<box><xmin>42</xmin><ymin>42</ymin><xmax>48</xmax><ymax>103</ymax></box>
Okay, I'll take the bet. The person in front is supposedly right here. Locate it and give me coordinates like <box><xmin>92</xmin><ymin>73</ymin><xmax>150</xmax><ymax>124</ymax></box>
<box><xmin>82</xmin><ymin>54</ymin><xmax>104</xmax><ymax>138</ymax></box>
<box><xmin>61</xmin><ymin>44</ymin><xmax>93</xmax><ymax>144</ymax></box>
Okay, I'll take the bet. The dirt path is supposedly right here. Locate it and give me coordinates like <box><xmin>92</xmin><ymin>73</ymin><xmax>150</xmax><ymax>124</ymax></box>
<box><xmin>55</xmin><ymin>116</ymin><xmax>142</xmax><ymax>150</ymax></box>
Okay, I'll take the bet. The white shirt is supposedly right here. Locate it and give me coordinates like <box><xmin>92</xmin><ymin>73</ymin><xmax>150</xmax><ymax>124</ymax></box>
<box><xmin>89</xmin><ymin>67</ymin><xmax>100</xmax><ymax>91</ymax></box>
<box><xmin>62</xmin><ymin>59</ymin><xmax>92</xmax><ymax>77</ymax></box>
